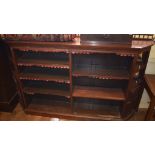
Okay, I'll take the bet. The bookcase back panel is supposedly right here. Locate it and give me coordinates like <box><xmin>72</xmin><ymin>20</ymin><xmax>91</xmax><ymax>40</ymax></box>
<box><xmin>15</xmin><ymin>50</ymin><xmax>69</xmax><ymax>61</ymax></box>
<box><xmin>73</xmin><ymin>54</ymin><xmax>133</xmax><ymax>71</ymax></box>
<box><xmin>19</xmin><ymin>66</ymin><xmax>69</xmax><ymax>76</ymax></box>
<box><xmin>22</xmin><ymin>80</ymin><xmax>70</xmax><ymax>91</ymax></box>
<box><xmin>73</xmin><ymin>77</ymin><xmax>128</xmax><ymax>89</ymax></box>
<box><xmin>73</xmin><ymin>98</ymin><xmax>121</xmax><ymax>116</ymax></box>
<box><xmin>25</xmin><ymin>94</ymin><xmax>70</xmax><ymax>105</ymax></box>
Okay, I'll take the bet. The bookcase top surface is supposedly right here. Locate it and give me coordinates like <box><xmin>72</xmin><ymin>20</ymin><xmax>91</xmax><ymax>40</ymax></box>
<box><xmin>6</xmin><ymin>39</ymin><xmax>154</xmax><ymax>51</ymax></box>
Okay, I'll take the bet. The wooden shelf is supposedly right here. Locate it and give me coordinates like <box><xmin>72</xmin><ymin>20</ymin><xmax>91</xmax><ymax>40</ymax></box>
<box><xmin>74</xmin><ymin>102</ymin><xmax>121</xmax><ymax>119</ymax></box>
<box><xmin>73</xmin><ymin>86</ymin><xmax>126</xmax><ymax>101</ymax></box>
<box><xmin>25</xmin><ymin>97</ymin><xmax>71</xmax><ymax>114</ymax></box>
<box><xmin>18</xmin><ymin>58</ymin><xmax>69</xmax><ymax>69</ymax></box>
<box><xmin>14</xmin><ymin>47</ymin><xmax>68</xmax><ymax>53</ymax></box>
<box><xmin>73</xmin><ymin>68</ymin><xmax>129</xmax><ymax>80</ymax></box>
<box><xmin>23</xmin><ymin>86</ymin><xmax>70</xmax><ymax>98</ymax></box>
<box><xmin>19</xmin><ymin>73</ymin><xmax>70</xmax><ymax>84</ymax></box>
<box><xmin>25</xmin><ymin>99</ymin><xmax>121</xmax><ymax>121</ymax></box>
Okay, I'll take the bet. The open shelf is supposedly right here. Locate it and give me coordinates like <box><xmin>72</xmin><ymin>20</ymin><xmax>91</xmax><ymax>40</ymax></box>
<box><xmin>21</xmin><ymin>80</ymin><xmax>70</xmax><ymax>98</ymax></box>
<box><xmin>73</xmin><ymin>98</ymin><xmax>121</xmax><ymax>119</ymax></box>
<box><xmin>25</xmin><ymin>95</ymin><xmax>121</xmax><ymax>120</ymax></box>
<box><xmin>18</xmin><ymin>58</ymin><xmax>69</xmax><ymax>69</ymax></box>
<box><xmin>72</xmin><ymin>86</ymin><xmax>126</xmax><ymax>101</ymax></box>
<box><xmin>74</xmin><ymin>103</ymin><xmax>120</xmax><ymax>117</ymax></box>
<box><xmin>23</xmin><ymin>86</ymin><xmax>70</xmax><ymax>98</ymax></box>
<box><xmin>73</xmin><ymin>68</ymin><xmax>129</xmax><ymax>80</ymax></box>
<box><xmin>19</xmin><ymin>73</ymin><xmax>70</xmax><ymax>83</ymax></box>
<box><xmin>26</xmin><ymin>103</ymin><xmax>121</xmax><ymax>120</ymax></box>
<box><xmin>25</xmin><ymin>94</ymin><xmax>71</xmax><ymax>115</ymax></box>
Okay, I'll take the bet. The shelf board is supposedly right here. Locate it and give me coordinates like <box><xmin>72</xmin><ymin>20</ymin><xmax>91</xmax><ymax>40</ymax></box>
<box><xmin>74</xmin><ymin>102</ymin><xmax>120</xmax><ymax>118</ymax></box>
<box><xmin>73</xmin><ymin>68</ymin><xmax>129</xmax><ymax>80</ymax></box>
<box><xmin>25</xmin><ymin>101</ymin><xmax>121</xmax><ymax>121</ymax></box>
<box><xmin>23</xmin><ymin>86</ymin><xmax>70</xmax><ymax>98</ymax></box>
<box><xmin>19</xmin><ymin>73</ymin><xmax>70</xmax><ymax>84</ymax></box>
<box><xmin>25</xmin><ymin>97</ymin><xmax>71</xmax><ymax>114</ymax></box>
<box><xmin>73</xmin><ymin>86</ymin><xmax>126</xmax><ymax>101</ymax></box>
<box><xmin>18</xmin><ymin>58</ymin><xmax>69</xmax><ymax>69</ymax></box>
<box><xmin>14</xmin><ymin>47</ymin><xmax>68</xmax><ymax>53</ymax></box>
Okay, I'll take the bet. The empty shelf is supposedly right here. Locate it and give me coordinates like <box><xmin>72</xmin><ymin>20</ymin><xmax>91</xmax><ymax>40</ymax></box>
<box><xmin>74</xmin><ymin>102</ymin><xmax>120</xmax><ymax>118</ymax></box>
<box><xmin>73</xmin><ymin>68</ymin><xmax>129</xmax><ymax>80</ymax></box>
<box><xmin>25</xmin><ymin>97</ymin><xmax>71</xmax><ymax>115</ymax></box>
<box><xmin>73</xmin><ymin>86</ymin><xmax>126</xmax><ymax>101</ymax></box>
<box><xmin>19</xmin><ymin>73</ymin><xmax>70</xmax><ymax>84</ymax></box>
<box><xmin>18</xmin><ymin>58</ymin><xmax>69</xmax><ymax>69</ymax></box>
<box><xmin>23</xmin><ymin>86</ymin><xmax>70</xmax><ymax>98</ymax></box>
<box><xmin>25</xmin><ymin>99</ymin><xmax>121</xmax><ymax>120</ymax></box>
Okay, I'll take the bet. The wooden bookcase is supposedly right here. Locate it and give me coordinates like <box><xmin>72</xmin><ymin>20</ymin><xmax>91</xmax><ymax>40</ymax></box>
<box><xmin>6</xmin><ymin>40</ymin><xmax>153</xmax><ymax>120</ymax></box>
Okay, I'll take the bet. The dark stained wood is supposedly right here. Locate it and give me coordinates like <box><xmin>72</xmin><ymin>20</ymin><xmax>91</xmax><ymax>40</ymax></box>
<box><xmin>23</xmin><ymin>86</ymin><xmax>70</xmax><ymax>98</ymax></box>
<box><xmin>145</xmin><ymin>75</ymin><xmax>155</xmax><ymax>96</ymax></box>
<box><xmin>69</xmin><ymin>52</ymin><xmax>73</xmax><ymax>110</ymax></box>
<box><xmin>80</xmin><ymin>34</ymin><xmax>133</xmax><ymax>44</ymax></box>
<box><xmin>19</xmin><ymin>73</ymin><xmax>70</xmax><ymax>84</ymax></box>
<box><xmin>121</xmin><ymin>55</ymin><xmax>140</xmax><ymax>117</ymax></box>
<box><xmin>7</xmin><ymin>39</ymin><xmax>154</xmax><ymax>51</ymax></box>
<box><xmin>25</xmin><ymin>102</ymin><xmax>121</xmax><ymax>121</ymax></box>
<box><xmin>74</xmin><ymin>102</ymin><xmax>121</xmax><ymax>118</ymax></box>
<box><xmin>15</xmin><ymin>47</ymin><xmax>69</xmax><ymax>53</ymax></box>
<box><xmin>0</xmin><ymin>103</ymin><xmax>153</xmax><ymax>121</ymax></box>
<box><xmin>145</xmin><ymin>98</ymin><xmax>155</xmax><ymax>121</ymax></box>
<box><xmin>0</xmin><ymin>41</ymin><xmax>18</xmax><ymax>112</ymax></box>
<box><xmin>72</xmin><ymin>86</ymin><xmax>126</xmax><ymax>101</ymax></box>
<box><xmin>134</xmin><ymin>50</ymin><xmax>151</xmax><ymax>111</ymax></box>
<box><xmin>73</xmin><ymin>68</ymin><xmax>129</xmax><ymax>80</ymax></box>
<box><xmin>10</xmin><ymin>47</ymin><xmax>27</xmax><ymax>108</ymax></box>
<box><xmin>26</xmin><ymin>97</ymin><xmax>71</xmax><ymax>113</ymax></box>
<box><xmin>4</xmin><ymin>38</ymin><xmax>153</xmax><ymax>120</ymax></box>
<box><xmin>13</xmin><ymin>45</ymin><xmax>138</xmax><ymax>57</ymax></box>
<box><xmin>144</xmin><ymin>74</ymin><xmax>155</xmax><ymax>120</ymax></box>
<box><xmin>26</xmin><ymin>98</ymin><xmax>71</xmax><ymax>115</ymax></box>
<box><xmin>18</xmin><ymin>58</ymin><xmax>69</xmax><ymax>69</ymax></box>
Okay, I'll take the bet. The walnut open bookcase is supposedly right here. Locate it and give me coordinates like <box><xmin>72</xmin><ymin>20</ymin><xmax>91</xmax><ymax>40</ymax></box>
<box><xmin>7</xmin><ymin>39</ymin><xmax>154</xmax><ymax>120</ymax></box>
